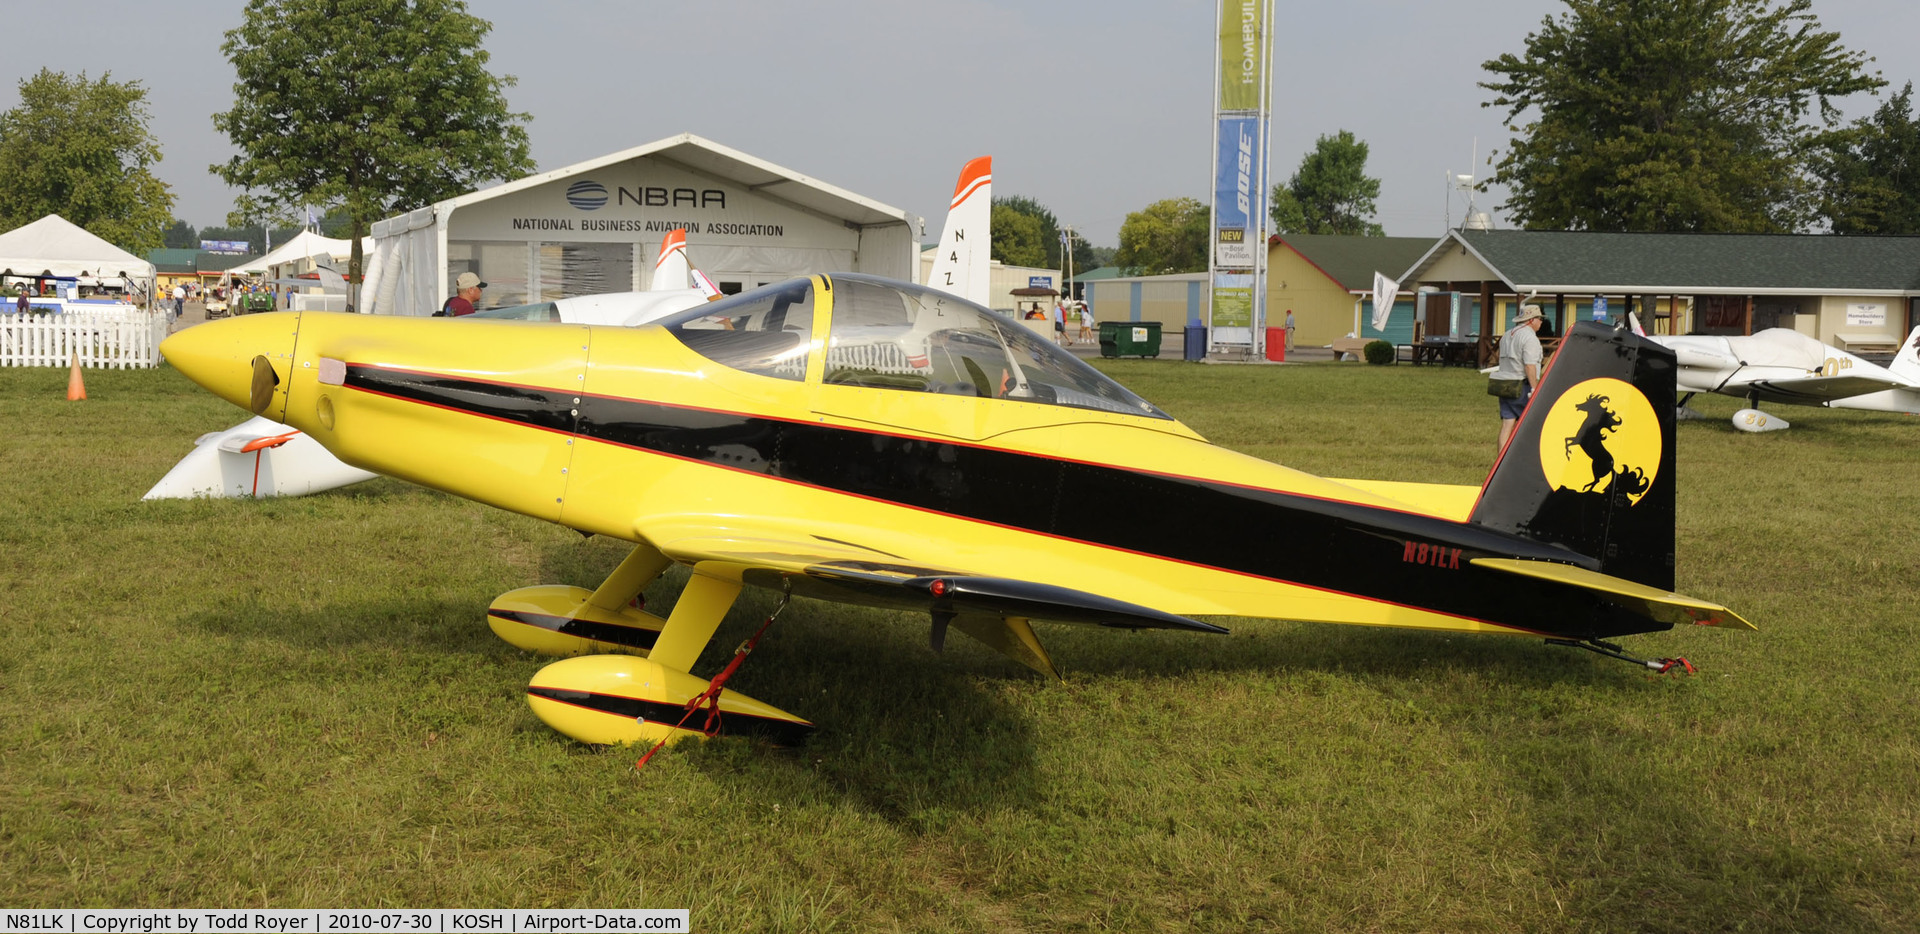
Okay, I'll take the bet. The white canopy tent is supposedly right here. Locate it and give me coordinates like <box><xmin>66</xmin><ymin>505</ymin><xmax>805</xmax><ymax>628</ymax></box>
<box><xmin>232</xmin><ymin>230</ymin><xmax>370</xmax><ymax>311</ymax></box>
<box><xmin>237</xmin><ymin>230</ymin><xmax>369</xmax><ymax>278</ymax></box>
<box><xmin>0</xmin><ymin>214</ymin><xmax>156</xmax><ymax>302</ymax></box>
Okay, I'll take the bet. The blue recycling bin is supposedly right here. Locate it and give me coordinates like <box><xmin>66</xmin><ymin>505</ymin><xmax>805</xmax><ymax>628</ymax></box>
<box><xmin>1183</xmin><ymin>324</ymin><xmax>1207</xmax><ymax>361</ymax></box>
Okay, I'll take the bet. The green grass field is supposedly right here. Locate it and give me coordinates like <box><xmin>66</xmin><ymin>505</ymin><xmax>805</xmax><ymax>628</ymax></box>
<box><xmin>2</xmin><ymin>359</ymin><xmax>1915</xmax><ymax>932</ymax></box>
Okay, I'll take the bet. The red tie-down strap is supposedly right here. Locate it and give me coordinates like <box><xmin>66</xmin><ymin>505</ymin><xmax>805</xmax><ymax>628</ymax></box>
<box><xmin>635</xmin><ymin>582</ymin><xmax>792</xmax><ymax>771</ymax></box>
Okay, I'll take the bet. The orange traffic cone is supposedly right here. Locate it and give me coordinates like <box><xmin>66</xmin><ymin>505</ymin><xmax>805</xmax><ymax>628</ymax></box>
<box><xmin>67</xmin><ymin>351</ymin><xmax>86</xmax><ymax>401</ymax></box>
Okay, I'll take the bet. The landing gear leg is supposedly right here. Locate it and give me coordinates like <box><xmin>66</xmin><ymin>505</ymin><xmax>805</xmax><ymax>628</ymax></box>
<box><xmin>1547</xmin><ymin>638</ymin><xmax>1695</xmax><ymax>674</ymax></box>
<box><xmin>524</xmin><ymin>574</ymin><xmax>814</xmax><ymax>750</ymax></box>
<box><xmin>488</xmin><ymin>542</ymin><xmax>674</xmax><ymax>655</ymax></box>
<box><xmin>649</xmin><ymin>573</ymin><xmax>743</xmax><ymax>672</ymax></box>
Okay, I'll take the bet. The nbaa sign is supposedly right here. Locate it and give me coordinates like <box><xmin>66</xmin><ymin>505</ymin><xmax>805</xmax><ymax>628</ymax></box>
<box><xmin>565</xmin><ymin>179</ymin><xmax>726</xmax><ymax>212</ymax></box>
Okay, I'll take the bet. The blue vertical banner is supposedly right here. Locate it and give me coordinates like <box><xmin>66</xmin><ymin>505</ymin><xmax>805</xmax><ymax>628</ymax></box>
<box><xmin>1213</xmin><ymin>115</ymin><xmax>1262</xmax><ymax>269</ymax></box>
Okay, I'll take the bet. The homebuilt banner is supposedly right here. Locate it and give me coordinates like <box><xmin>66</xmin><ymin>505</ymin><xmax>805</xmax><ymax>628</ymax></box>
<box><xmin>1218</xmin><ymin>0</ymin><xmax>1267</xmax><ymax>111</ymax></box>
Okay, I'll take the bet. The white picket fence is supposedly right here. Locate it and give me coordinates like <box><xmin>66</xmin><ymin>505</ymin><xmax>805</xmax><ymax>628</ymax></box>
<box><xmin>0</xmin><ymin>311</ymin><xmax>173</xmax><ymax>368</ymax></box>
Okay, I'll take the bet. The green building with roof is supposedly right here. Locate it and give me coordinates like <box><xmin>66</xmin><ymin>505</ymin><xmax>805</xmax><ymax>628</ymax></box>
<box><xmin>1398</xmin><ymin>229</ymin><xmax>1920</xmax><ymax>360</ymax></box>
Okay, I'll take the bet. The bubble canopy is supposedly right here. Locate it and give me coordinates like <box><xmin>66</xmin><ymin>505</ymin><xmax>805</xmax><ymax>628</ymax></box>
<box><xmin>656</xmin><ymin>274</ymin><xmax>1170</xmax><ymax>420</ymax></box>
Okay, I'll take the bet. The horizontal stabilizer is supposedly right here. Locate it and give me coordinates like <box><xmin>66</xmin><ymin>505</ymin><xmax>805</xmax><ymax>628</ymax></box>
<box><xmin>1471</xmin><ymin>558</ymin><xmax>1755</xmax><ymax>631</ymax></box>
<box><xmin>1327</xmin><ymin>477</ymin><xmax>1479</xmax><ymax>521</ymax></box>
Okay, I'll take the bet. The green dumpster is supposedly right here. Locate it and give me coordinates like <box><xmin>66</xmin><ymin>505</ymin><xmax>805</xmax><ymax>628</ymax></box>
<box><xmin>1099</xmin><ymin>320</ymin><xmax>1163</xmax><ymax>358</ymax></box>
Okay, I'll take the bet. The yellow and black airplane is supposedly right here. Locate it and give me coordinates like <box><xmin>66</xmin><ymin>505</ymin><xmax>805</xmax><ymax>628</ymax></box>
<box><xmin>161</xmin><ymin>274</ymin><xmax>1752</xmax><ymax>749</ymax></box>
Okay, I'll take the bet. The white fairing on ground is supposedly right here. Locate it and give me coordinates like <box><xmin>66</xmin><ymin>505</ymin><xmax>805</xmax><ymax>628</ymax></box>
<box><xmin>142</xmin><ymin>415</ymin><xmax>380</xmax><ymax>500</ymax></box>
<box><xmin>1730</xmin><ymin>408</ymin><xmax>1789</xmax><ymax>433</ymax></box>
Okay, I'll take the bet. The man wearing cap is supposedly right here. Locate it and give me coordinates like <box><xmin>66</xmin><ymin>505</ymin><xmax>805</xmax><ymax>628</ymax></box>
<box><xmin>441</xmin><ymin>272</ymin><xmax>486</xmax><ymax>316</ymax></box>
<box><xmin>1493</xmin><ymin>304</ymin><xmax>1546</xmax><ymax>452</ymax></box>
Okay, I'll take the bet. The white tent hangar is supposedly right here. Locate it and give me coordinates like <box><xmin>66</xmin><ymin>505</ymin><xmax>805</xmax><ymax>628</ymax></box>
<box><xmin>0</xmin><ymin>214</ymin><xmax>156</xmax><ymax>299</ymax></box>
<box><xmin>239</xmin><ymin>230</ymin><xmax>370</xmax><ymax>278</ymax></box>
<box><xmin>236</xmin><ymin>230</ymin><xmax>372</xmax><ymax>311</ymax></box>
<box><xmin>362</xmin><ymin>133</ymin><xmax>922</xmax><ymax>316</ymax></box>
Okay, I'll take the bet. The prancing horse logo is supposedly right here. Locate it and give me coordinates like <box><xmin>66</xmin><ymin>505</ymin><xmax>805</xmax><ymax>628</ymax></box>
<box><xmin>1537</xmin><ymin>378</ymin><xmax>1661</xmax><ymax>505</ymax></box>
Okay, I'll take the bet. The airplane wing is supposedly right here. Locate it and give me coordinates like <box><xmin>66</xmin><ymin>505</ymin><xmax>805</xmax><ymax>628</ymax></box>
<box><xmin>650</xmin><ymin>532</ymin><xmax>1226</xmax><ymax>633</ymax></box>
<box><xmin>1739</xmin><ymin>372</ymin><xmax>1911</xmax><ymax>405</ymax></box>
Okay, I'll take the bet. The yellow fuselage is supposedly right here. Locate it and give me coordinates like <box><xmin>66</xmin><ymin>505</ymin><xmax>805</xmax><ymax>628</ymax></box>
<box><xmin>161</xmin><ymin>296</ymin><xmax>1591</xmax><ymax>639</ymax></box>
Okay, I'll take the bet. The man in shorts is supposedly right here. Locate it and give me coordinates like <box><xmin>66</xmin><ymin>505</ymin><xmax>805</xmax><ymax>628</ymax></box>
<box><xmin>1493</xmin><ymin>304</ymin><xmax>1545</xmax><ymax>452</ymax></box>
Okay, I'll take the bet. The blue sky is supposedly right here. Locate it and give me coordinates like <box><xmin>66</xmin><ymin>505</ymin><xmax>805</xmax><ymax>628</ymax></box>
<box><xmin>7</xmin><ymin>0</ymin><xmax>1917</xmax><ymax>246</ymax></box>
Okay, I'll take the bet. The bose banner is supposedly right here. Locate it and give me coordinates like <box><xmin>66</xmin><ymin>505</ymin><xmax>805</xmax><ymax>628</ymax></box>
<box><xmin>1214</xmin><ymin>115</ymin><xmax>1261</xmax><ymax>269</ymax></box>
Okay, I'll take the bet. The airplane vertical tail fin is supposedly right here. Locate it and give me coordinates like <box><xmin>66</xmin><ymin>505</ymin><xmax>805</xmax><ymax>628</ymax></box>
<box><xmin>1889</xmin><ymin>324</ymin><xmax>1920</xmax><ymax>383</ymax></box>
<box><xmin>927</xmin><ymin>156</ymin><xmax>992</xmax><ymax>306</ymax></box>
<box><xmin>1470</xmin><ymin>321</ymin><xmax>1679</xmax><ymax>591</ymax></box>
<box><xmin>652</xmin><ymin>229</ymin><xmax>693</xmax><ymax>292</ymax></box>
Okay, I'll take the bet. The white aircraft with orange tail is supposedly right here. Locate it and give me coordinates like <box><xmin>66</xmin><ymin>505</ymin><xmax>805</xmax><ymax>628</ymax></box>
<box><xmin>925</xmin><ymin>155</ymin><xmax>991</xmax><ymax>306</ymax></box>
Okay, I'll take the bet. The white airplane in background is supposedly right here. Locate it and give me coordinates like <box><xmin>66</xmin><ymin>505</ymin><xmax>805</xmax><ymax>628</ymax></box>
<box><xmin>468</xmin><ymin>227</ymin><xmax>721</xmax><ymax>325</ymax></box>
<box><xmin>145</xmin><ymin>160</ymin><xmax>1000</xmax><ymax>498</ymax></box>
<box><xmin>1651</xmin><ymin>323</ymin><xmax>1920</xmax><ymax>432</ymax></box>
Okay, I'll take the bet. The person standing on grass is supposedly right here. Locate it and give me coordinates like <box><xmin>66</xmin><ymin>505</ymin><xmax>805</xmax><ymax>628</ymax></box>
<box><xmin>1493</xmin><ymin>304</ymin><xmax>1546</xmax><ymax>453</ymax></box>
<box><xmin>1284</xmin><ymin>308</ymin><xmax>1296</xmax><ymax>354</ymax></box>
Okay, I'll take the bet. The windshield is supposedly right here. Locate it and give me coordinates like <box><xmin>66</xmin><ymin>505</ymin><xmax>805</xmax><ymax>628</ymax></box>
<box><xmin>823</xmin><ymin>274</ymin><xmax>1168</xmax><ymax>419</ymax></box>
<box><xmin>658</xmin><ymin>278</ymin><xmax>814</xmax><ymax>380</ymax></box>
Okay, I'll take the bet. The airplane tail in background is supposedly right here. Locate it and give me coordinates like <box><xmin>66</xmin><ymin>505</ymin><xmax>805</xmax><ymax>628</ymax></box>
<box><xmin>927</xmin><ymin>156</ymin><xmax>992</xmax><ymax>306</ymax></box>
<box><xmin>1470</xmin><ymin>322</ymin><xmax>1679</xmax><ymax>591</ymax></box>
<box><xmin>652</xmin><ymin>229</ymin><xmax>694</xmax><ymax>292</ymax></box>
<box><xmin>1889</xmin><ymin>325</ymin><xmax>1920</xmax><ymax>383</ymax></box>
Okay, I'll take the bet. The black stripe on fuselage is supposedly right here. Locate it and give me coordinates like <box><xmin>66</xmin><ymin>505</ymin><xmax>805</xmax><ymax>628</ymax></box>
<box><xmin>526</xmin><ymin>687</ymin><xmax>814</xmax><ymax>746</ymax></box>
<box><xmin>344</xmin><ymin>365</ymin><xmax>579</xmax><ymax>434</ymax></box>
<box><xmin>347</xmin><ymin>364</ymin><xmax>1654</xmax><ymax>639</ymax></box>
<box><xmin>490</xmin><ymin>609</ymin><xmax>661</xmax><ymax>651</ymax></box>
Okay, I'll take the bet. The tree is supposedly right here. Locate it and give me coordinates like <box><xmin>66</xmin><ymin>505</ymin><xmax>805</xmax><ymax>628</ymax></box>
<box><xmin>1267</xmin><ymin>130</ymin><xmax>1384</xmax><ymax>236</ymax></box>
<box><xmin>0</xmin><ymin>69</ymin><xmax>174</xmax><ymax>252</ymax></box>
<box><xmin>1114</xmin><ymin>197</ymin><xmax>1209</xmax><ymax>275</ymax></box>
<box><xmin>164</xmin><ymin>220</ymin><xmax>198</xmax><ymax>249</ymax></box>
<box><xmin>1481</xmin><ymin>0</ymin><xmax>1881</xmax><ymax>233</ymax></box>
<box><xmin>1818</xmin><ymin>82</ymin><xmax>1920</xmax><ymax>234</ymax></box>
<box><xmin>992</xmin><ymin>195</ymin><xmax>1096</xmax><ymax>272</ymax></box>
<box><xmin>213</xmin><ymin>0</ymin><xmax>535</xmax><ymax>302</ymax></box>
<box><xmin>991</xmin><ymin>202</ymin><xmax>1049</xmax><ymax>267</ymax></box>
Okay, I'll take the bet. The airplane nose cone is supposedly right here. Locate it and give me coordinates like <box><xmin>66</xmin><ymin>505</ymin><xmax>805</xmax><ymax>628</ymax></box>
<box><xmin>160</xmin><ymin>312</ymin><xmax>303</xmax><ymax>419</ymax></box>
